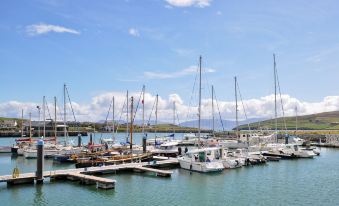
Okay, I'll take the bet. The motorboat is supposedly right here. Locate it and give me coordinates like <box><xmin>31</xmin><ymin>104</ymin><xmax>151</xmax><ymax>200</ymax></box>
<box><xmin>178</xmin><ymin>147</ymin><xmax>224</xmax><ymax>173</ymax></box>
<box><xmin>150</xmin><ymin>141</ymin><xmax>180</xmax><ymax>157</ymax></box>
<box><xmin>146</xmin><ymin>136</ymin><xmax>170</xmax><ymax>146</ymax></box>
<box><xmin>263</xmin><ymin>143</ymin><xmax>316</xmax><ymax>158</ymax></box>
<box><xmin>180</xmin><ymin>133</ymin><xmax>198</xmax><ymax>146</ymax></box>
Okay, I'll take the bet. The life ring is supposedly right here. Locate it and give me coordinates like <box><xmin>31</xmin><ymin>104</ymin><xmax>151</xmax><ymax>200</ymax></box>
<box><xmin>12</xmin><ymin>167</ymin><xmax>20</xmax><ymax>178</ymax></box>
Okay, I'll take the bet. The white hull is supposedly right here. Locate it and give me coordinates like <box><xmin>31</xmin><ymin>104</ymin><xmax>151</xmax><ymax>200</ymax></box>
<box><xmin>297</xmin><ymin>150</ymin><xmax>316</xmax><ymax>158</ymax></box>
<box><xmin>222</xmin><ymin>158</ymin><xmax>243</xmax><ymax>169</ymax></box>
<box><xmin>23</xmin><ymin>150</ymin><xmax>37</xmax><ymax>158</ymax></box>
<box><xmin>178</xmin><ymin>157</ymin><xmax>224</xmax><ymax>172</ymax></box>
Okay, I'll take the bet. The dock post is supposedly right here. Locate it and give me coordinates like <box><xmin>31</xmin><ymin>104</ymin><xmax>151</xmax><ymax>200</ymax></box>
<box><xmin>36</xmin><ymin>139</ymin><xmax>44</xmax><ymax>184</ymax></box>
<box><xmin>143</xmin><ymin>136</ymin><xmax>146</xmax><ymax>153</ymax></box>
<box><xmin>78</xmin><ymin>134</ymin><xmax>82</xmax><ymax>147</ymax></box>
<box><xmin>285</xmin><ymin>134</ymin><xmax>289</xmax><ymax>144</ymax></box>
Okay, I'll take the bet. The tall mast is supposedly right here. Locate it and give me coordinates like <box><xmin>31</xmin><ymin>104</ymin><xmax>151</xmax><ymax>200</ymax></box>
<box><xmin>155</xmin><ymin>94</ymin><xmax>158</xmax><ymax>145</ymax></box>
<box><xmin>126</xmin><ymin>90</ymin><xmax>129</xmax><ymax>142</ymax></box>
<box><xmin>54</xmin><ymin>96</ymin><xmax>57</xmax><ymax>144</ymax></box>
<box><xmin>212</xmin><ymin>85</ymin><xmax>215</xmax><ymax>137</ymax></box>
<box><xmin>37</xmin><ymin>106</ymin><xmax>41</xmax><ymax>138</ymax></box>
<box><xmin>43</xmin><ymin>96</ymin><xmax>46</xmax><ymax>138</ymax></box>
<box><xmin>63</xmin><ymin>84</ymin><xmax>67</xmax><ymax>145</ymax></box>
<box><xmin>112</xmin><ymin>96</ymin><xmax>115</xmax><ymax>141</ymax></box>
<box><xmin>198</xmin><ymin>56</ymin><xmax>202</xmax><ymax>147</ymax></box>
<box><xmin>21</xmin><ymin>109</ymin><xmax>24</xmax><ymax>138</ymax></box>
<box><xmin>142</xmin><ymin>85</ymin><xmax>145</xmax><ymax>135</ymax></box>
<box><xmin>29</xmin><ymin>112</ymin><xmax>32</xmax><ymax>142</ymax></box>
<box><xmin>273</xmin><ymin>54</ymin><xmax>278</xmax><ymax>143</ymax></box>
<box><xmin>173</xmin><ymin>101</ymin><xmax>176</xmax><ymax>136</ymax></box>
<box><xmin>295</xmin><ymin>106</ymin><xmax>298</xmax><ymax>133</ymax></box>
<box><xmin>130</xmin><ymin>96</ymin><xmax>133</xmax><ymax>151</ymax></box>
<box><xmin>235</xmin><ymin>76</ymin><xmax>239</xmax><ymax>141</ymax></box>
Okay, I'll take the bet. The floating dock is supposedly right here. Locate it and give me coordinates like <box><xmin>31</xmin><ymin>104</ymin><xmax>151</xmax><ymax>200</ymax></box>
<box><xmin>0</xmin><ymin>158</ymin><xmax>179</xmax><ymax>190</ymax></box>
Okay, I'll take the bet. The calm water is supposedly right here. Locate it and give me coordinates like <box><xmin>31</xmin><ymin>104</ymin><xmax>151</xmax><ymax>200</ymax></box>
<box><xmin>1</xmin><ymin>134</ymin><xmax>339</xmax><ymax>206</ymax></box>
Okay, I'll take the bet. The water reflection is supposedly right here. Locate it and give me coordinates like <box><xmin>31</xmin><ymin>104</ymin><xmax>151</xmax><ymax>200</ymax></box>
<box><xmin>33</xmin><ymin>184</ymin><xmax>47</xmax><ymax>206</ymax></box>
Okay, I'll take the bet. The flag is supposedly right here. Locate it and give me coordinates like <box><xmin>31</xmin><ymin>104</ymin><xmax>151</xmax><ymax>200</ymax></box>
<box><xmin>142</xmin><ymin>99</ymin><xmax>144</xmax><ymax>104</ymax></box>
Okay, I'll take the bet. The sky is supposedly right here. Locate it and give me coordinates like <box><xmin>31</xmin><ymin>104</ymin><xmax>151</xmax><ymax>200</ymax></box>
<box><xmin>1</xmin><ymin>0</ymin><xmax>339</xmax><ymax>123</ymax></box>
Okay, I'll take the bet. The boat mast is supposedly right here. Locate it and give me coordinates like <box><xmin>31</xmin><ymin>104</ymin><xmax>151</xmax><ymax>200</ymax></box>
<box><xmin>112</xmin><ymin>96</ymin><xmax>115</xmax><ymax>141</ymax></box>
<box><xmin>130</xmin><ymin>96</ymin><xmax>133</xmax><ymax>151</ymax></box>
<box><xmin>212</xmin><ymin>85</ymin><xmax>215</xmax><ymax>137</ymax></box>
<box><xmin>43</xmin><ymin>96</ymin><xmax>46</xmax><ymax>138</ymax></box>
<box><xmin>273</xmin><ymin>54</ymin><xmax>278</xmax><ymax>143</ymax></box>
<box><xmin>155</xmin><ymin>94</ymin><xmax>158</xmax><ymax>145</ymax></box>
<box><xmin>295</xmin><ymin>105</ymin><xmax>298</xmax><ymax>133</ymax></box>
<box><xmin>37</xmin><ymin>106</ymin><xmax>41</xmax><ymax>138</ymax></box>
<box><xmin>63</xmin><ymin>84</ymin><xmax>67</xmax><ymax>145</ymax></box>
<box><xmin>198</xmin><ymin>56</ymin><xmax>202</xmax><ymax>148</ymax></box>
<box><xmin>29</xmin><ymin>112</ymin><xmax>32</xmax><ymax>142</ymax></box>
<box><xmin>54</xmin><ymin>96</ymin><xmax>57</xmax><ymax>144</ymax></box>
<box><xmin>21</xmin><ymin>109</ymin><xmax>24</xmax><ymax>139</ymax></box>
<box><xmin>126</xmin><ymin>90</ymin><xmax>129</xmax><ymax>143</ymax></box>
<box><xmin>235</xmin><ymin>76</ymin><xmax>239</xmax><ymax>141</ymax></box>
<box><xmin>173</xmin><ymin>101</ymin><xmax>176</xmax><ymax>137</ymax></box>
<box><xmin>142</xmin><ymin>85</ymin><xmax>145</xmax><ymax>135</ymax></box>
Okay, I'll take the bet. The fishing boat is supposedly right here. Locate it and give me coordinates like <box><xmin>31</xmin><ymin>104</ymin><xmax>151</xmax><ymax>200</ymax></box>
<box><xmin>178</xmin><ymin>147</ymin><xmax>224</xmax><ymax>172</ymax></box>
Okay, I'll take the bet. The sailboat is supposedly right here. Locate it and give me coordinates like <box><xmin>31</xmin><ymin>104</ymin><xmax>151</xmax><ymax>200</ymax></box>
<box><xmin>218</xmin><ymin>77</ymin><xmax>248</xmax><ymax>149</ymax></box>
<box><xmin>261</xmin><ymin>54</ymin><xmax>316</xmax><ymax>158</ymax></box>
<box><xmin>146</xmin><ymin>94</ymin><xmax>171</xmax><ymax>146</ymax></box>
<box><xmin>75</xmin><ymin>95</ymin><xmax>152</xmax><ymax>168</ymax></box>
<box><xmin>178</xmin><ymin>56</ymin><xmax>224</xmax><ymax>172</ymax></box>
<box><xmin>151</xmin><ymin>101</ymin><xmax>180</xmax><ymax>157</ymax></box>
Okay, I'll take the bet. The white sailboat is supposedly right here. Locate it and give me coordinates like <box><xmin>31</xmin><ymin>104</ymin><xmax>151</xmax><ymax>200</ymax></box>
<box><xmin>178</xmin><ymin>56</ymin><xmax>224</xmax><ymax>172</ymax></box>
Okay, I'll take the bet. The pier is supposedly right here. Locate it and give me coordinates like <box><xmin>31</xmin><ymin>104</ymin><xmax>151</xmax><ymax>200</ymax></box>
<box><xmin>0</xmin><ymin>158</ymin><xmax>178</xmax><ymax>190</ymax></box>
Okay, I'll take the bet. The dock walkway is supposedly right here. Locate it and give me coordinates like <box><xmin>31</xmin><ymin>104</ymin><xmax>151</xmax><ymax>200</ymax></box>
<box><xmin>0</xmin><ymin>158</ymin><xmax>179</xmax><ymax>189</ymax></box>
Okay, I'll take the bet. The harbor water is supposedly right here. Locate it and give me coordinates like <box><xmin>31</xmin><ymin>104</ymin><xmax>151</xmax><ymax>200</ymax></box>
<box><xmin>1</xmin><ymin>133</ymin><xmax>339</xmax><ymax>206</ymax></box>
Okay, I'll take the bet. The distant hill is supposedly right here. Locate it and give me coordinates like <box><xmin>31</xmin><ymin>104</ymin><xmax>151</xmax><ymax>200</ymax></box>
<box><xmin>237</xmin><ymin>111</ymin><xmax>339</xmax><ymax>130</ymax></box>
<box><xmin>0</xmin><ymin>117</ymin><xmax>23</xmax><ymax>121</ymax></box>
<box><xmin>97</xmin><ymin>118</ymin><xmax>266</xmax><ymax>131</ymax></box>
<box><xmin>180</xmin><ymin>118</ymin><xmax>266</xmax><ymax>131</ymax></box>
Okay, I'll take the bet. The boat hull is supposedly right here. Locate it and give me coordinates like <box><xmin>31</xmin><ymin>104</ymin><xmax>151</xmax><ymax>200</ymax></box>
<box><xmin>178</xmin><ymin>158</ymin><xmax>224</xmax><ymax>173</ymax></box>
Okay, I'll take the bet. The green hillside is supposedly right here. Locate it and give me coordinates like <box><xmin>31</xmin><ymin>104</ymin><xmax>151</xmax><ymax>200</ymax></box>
<box><xmin>237</xmin><ymin>111</ymin><xmax>339</xmax><ymax>130</ymax></box>
<box><xmin>0</xmin><ymin>117</ymin><xmax>23</xmax><ymax>121</ymax></box>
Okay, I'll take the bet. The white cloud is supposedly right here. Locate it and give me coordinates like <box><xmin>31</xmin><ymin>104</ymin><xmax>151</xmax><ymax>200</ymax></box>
<box><xmin>144</xmin><ymin>65</ymin><xmax>215</xmax><ymax>79</ymax></box>
<box><xmin>165</xmin><ymin>0</ymin><xmax>212</xmax><ymax>8</ymax></box>
<box><xmin>2</xmin><ymin>93</ymin><xmax>339</xmax><ymax>123</ymax></box>
<box><xmin>128</xmin><ymin>28</ymin><xmax>140</xmax><ymax>37</ymax></box>
<box><xmin>26</xmin><ymin>23</ymin><xmax>80</xmax><ymax>36</ymax></box>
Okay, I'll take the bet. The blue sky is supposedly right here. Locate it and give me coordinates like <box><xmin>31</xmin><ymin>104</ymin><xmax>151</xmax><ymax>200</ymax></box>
<box><xmin>1</xmin><ymin>0</ymin><xmax>339</xmax><ymax>121</ymax></box>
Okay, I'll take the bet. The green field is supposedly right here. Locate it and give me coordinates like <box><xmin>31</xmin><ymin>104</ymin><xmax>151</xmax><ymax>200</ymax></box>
<box><xmin>237</xmin><ymin>111</ymin><xmax>339</xmax><ymax>130</ymax></box>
